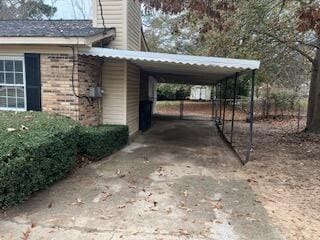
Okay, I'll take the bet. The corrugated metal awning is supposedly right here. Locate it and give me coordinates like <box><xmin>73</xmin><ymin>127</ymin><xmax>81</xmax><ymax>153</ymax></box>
<box><xmin>80</xmin><ymin>48</ymin><xmax>260</xmax><ymax>85</ymax></box>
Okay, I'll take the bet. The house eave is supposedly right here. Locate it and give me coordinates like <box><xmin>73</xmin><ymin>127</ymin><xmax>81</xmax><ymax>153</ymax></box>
<box><xmin>0</xmin><ymin>29</ymin><xmax>116</xmax><ymax>47</ymax></box>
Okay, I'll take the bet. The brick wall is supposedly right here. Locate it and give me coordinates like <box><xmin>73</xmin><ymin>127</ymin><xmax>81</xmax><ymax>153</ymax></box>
<box><xmin>78</xmin><ymin>55</ymin><xmax>103</xmax><ymax>126</ymax></box>
<box><xmin>41</xmin><ymin>54</ymin><xmax>80</xmax><ymax>121</ymax></box>
<box><xmin>41</xmin><ymin>54</ymin><xmax>103</xmax><ymax>126</ymax></box>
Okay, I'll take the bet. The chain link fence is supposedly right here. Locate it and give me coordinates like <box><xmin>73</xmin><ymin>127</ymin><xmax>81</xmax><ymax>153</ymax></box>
<box><xmin>155</xmin><ymin>98</ymin><xmax>308</xmax><ymax>161</ymax></box>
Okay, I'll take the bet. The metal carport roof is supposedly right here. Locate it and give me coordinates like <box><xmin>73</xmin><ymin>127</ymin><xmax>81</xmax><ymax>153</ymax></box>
<box><xmin>80</xmin><ymin>47</ymin><xmax>260</xmax><ymax>85</ymax></box>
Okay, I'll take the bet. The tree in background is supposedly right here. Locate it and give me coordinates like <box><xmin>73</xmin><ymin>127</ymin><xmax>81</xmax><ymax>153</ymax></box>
<box><xmin>0</xmin><ymin>0</ymin><xmax>56</xmax><ymax>19</ymax></box>
<box><xmin>143</xmin><ymin>12</ymin><xmax>199</xmax><ymax>101</ymax></box>
<box><xmin>157</xmin><ymin>84</ymin><xmax>191</xmax><ymax>100</ymax></box>
<box><xmin>143</xmin><ymin>11</ymin><xmax>200</xmax><ymax>54</ymax></box>
<box><xmin>141</xmin><ymin>0</ymin><xmax>319</xmax><ymax>132</ymax></box>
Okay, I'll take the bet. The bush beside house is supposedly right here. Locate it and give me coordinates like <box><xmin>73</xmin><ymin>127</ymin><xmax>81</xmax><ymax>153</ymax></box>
<box><xmin>0</xmin><ymin>112</ymin><xmax>79</xmax><ymax>208</ymax></box>
<box><xmin>78</xmin><ymin>125</ymin><xmax>129</xmax><ymax>159</ymax></box>
<box><xmin>0</xmin><ymin>112</ymin><xmax>129</xmax><ymax>208</ymax></box>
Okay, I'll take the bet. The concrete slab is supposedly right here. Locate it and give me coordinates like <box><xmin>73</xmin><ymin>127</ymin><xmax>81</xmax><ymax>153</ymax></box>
<box><xmin>0</xmin><ymin>120</ymin><xmax>284</xmax><ymax>240</ymax></box>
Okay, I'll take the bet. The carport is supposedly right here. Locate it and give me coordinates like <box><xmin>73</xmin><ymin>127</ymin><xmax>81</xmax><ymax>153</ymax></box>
<box><xmin>80</xmin><ymin>48</ymin><xmax>260</xmax><ymax>163</ymax></box>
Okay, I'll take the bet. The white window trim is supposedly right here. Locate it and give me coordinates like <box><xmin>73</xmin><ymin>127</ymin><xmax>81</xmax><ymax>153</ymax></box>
<box><xmin>0</xmin><ymin>55</ymin><xmax>27</xmax><ymax>111</ymax></box>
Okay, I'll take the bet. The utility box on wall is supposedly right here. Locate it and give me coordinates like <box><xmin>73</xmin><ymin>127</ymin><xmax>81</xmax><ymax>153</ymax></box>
<box><xmin>89</xmin><ymin>87</ymin><xmax>103</xmax><ymax>98</ymax></box>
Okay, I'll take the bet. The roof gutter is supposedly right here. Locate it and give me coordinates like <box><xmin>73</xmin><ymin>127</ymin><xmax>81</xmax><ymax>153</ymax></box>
<box><xmin>0</xmin><ymin>29</ymin><xmax>116</xmax><ymax>47</ymax></box>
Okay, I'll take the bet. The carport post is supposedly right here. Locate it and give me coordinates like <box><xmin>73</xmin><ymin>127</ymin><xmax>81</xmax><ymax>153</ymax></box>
<box><xmin>214</xmin><ymin>85</ymin><xmax>218</xmax><ymax>121</ymax></box>
<box><xmin>180</xmin><ymin>100</ymin><xmax>184</xmax><ymax>120</ymax></box>
<box><xmin>245</xmin><ymin>70</ymin><xmax>256</xmax><ymax>163</ymax></box>
<box><xmin>222</xmin><ymin>78</ymin><xmax>228</xmax><ymax>133</ymax></box>
<box><xmin>211</xmin><ymin>84</ymin><xmax>215</xmax><ymax>121</ymax></box>
<box><xmin>219</xmin><ymin>81</ymin><xmax>222</xmax><ymax>124</ymax></box>
<box><xmin>230</xmin><ymin>73</ymin><xmax>238</xmax><ymax>144</ymax></box>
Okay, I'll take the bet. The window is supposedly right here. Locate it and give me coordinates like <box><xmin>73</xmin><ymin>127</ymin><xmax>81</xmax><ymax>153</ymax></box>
<box><xmin>0</xmin><ymin>57</ymin><xmax>26</xmax><ymax>111</ymax></box>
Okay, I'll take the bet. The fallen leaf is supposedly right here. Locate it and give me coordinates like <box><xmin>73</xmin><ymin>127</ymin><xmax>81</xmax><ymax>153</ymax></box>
<box><xmin>101</xmin><ymin>192</ymin><xmax>112</xmax><ymax>201</ymax></box>
<box><xmin>7</xmin><ymin>128</ymin><xmax>17</xmax><ymax>132</ymax></box>
<box><xmin>20</xmin><ymin>227</ymin><xmax>31</xmax><ymax>240</ymax></box>
<box><xmin>178</xmin><ymin>201</ymin><xmax>192</xmax><ymax>212</ymax></box>
<box><xmin>178</xmin><ymin>229</ymin><xmax>190</xmax><ymax>236</ymax></box>
<box><xmin>116</xmin><ymin>169</ymin><xmax>126</xmax><ymax>178</ymax></box>
<box><xmin>72</xmin><ymin>198</ymin><xmax>84</xmax><ymax>206</ymax></box>
<box><xmin>246</xmin><ymin>216</ymin><xmax>257</xmax><ymax>222</ymax></box>
<box><xmin>100</xmin><ymin>215</ymin><xmax>114</xmax><ymax>220</ymax></box>
<box><xmin>183</xmin><ymin>190</ymin><xmax>188</xmax><ymax>197</ymax></box>
<box><xmin>126</xmin><ymin>199</ymin><xmax>136</xmax><ymax>204</ymax></box>
<box><xmin>247</xmin><ymin>178</ymin><xmax>258</xmax><ymax>183</ymax></box>
<box><xmin>209</xmin><ymin>199</ymin><xmax>224</xmax><ymax>210</ymax></box>
<box><xmin>142</xmin><ymin>189</ymin><xmax>153</xmax><ymax>197</ymax></box>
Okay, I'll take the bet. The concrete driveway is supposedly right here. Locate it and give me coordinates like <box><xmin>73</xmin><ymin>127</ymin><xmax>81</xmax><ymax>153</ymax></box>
<box><xmin>0</xmin><ymin>120</ymin><xmax>284</xmax><ymax>240</ymax></box>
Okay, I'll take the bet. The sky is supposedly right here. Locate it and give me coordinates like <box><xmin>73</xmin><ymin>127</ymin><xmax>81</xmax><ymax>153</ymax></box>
<box><xmin>45</xmin><ymin>0</ymin><xmax>92</xmax><ymax>19</ymax></box>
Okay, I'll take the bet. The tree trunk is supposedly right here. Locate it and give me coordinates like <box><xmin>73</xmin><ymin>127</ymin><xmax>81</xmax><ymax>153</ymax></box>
<box><xmin>306</xmin><ymin>47</ymin><xmax>320</xmax><ymax>133</ymax></box>
<box><xmin>266</xmin><ymin>83</ymin><xmax>270</xmax><ymax>118</ymax></box>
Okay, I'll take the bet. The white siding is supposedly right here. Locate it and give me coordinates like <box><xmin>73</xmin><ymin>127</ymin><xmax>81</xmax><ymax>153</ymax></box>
<box><xmin>93</xmin><ymin>0</ymin><xmax>126</xmax><ymax>49</ymax></box>
<box><xmin>93</xmin><ymin>0</ymin><xmax>142</xmax><ymax>50</ymax></box>
<box><xmin>102</xmin><ymin>59</ymin><xmax>127</xmax><ymax>125</ymax></box>
<box><xmin>127</xmin><ymin>0</ymin><xmax>141</xmax><ymax>50</ymax></box>
<box><xmin>93</xmin><ymin>0</ymin><xmax>142</xmax><ymax>133</ymax></box>
<box><xmin>126</xmin><ymin>62</ymin><xmax>140</xmax><ymax>134</ymax></box>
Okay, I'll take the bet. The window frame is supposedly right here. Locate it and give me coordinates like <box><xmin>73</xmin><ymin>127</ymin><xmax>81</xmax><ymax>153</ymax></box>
<box><xmin>0</xmin><ymin>55</ymin><xmax>27</xmax><ymax>111</ymax></box>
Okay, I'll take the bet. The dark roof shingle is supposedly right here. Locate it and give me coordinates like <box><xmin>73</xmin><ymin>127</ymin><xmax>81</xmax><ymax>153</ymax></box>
<box><xmin>0</xmin><ymin>20</ymin><xmax>114</xmax><ymax>37</ymax></box>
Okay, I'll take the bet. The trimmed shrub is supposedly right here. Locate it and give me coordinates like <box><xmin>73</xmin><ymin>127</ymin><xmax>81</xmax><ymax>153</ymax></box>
<box><xmin>0</xmin><ymin>112</ymin><xmax>79</xmax><ymax>208</ymax></box>
<box><xmin>78</xmin><ymin>125</ymin><xmax>129</xmax><ymax>159</ymax></box>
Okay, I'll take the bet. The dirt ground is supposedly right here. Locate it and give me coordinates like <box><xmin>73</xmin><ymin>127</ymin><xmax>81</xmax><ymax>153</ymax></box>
<box><xmin>236</xmin><ymin>118</ymin><xmax>320</xmax><ymax>240</ymax></box>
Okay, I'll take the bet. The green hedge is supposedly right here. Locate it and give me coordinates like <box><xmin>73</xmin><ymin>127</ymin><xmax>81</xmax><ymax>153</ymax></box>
<box><xmin>0</xmin><ymin>112</ymin><xmax>79</xmax><ymax>208</ymax></box>
<box><xmin>0</xmin><ymin>112</ymin><xmax>129</xmax><ymax>208</ymax></box>
<box><xmin>78</xmin><ymin>125</ymin><xmax>129</xmax><ymax>159</ymax></box>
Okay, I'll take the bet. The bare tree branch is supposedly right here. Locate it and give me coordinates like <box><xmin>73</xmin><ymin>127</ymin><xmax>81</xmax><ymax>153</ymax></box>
<box><xmin>256</xmin><ymin>30</ymin><xmax>315</xmax><ymax>63</ymax></box>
